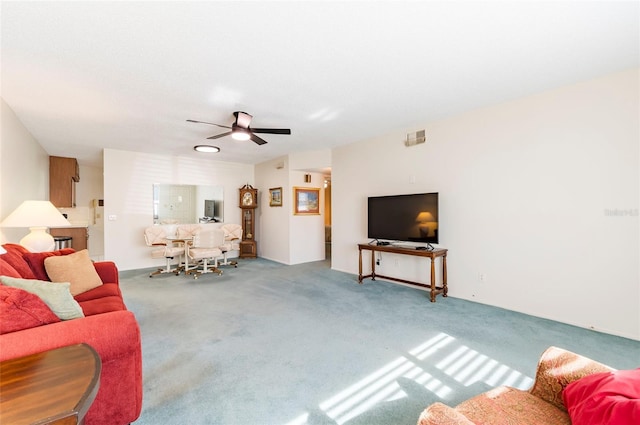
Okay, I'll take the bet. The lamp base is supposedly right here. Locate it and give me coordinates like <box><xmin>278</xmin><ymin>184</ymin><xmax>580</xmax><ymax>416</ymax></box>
<box><xmin>20</xmin><ymin>227</ymin><xmax>55</xmax><ymax>252</ymax></box>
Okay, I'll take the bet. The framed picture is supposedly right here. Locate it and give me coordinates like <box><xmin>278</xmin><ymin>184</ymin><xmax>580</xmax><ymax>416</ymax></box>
<box><xmin>269</xmin><ymin>187</ymin><xmax>283</xmax><ymax>207</ymax></box>
<box><xmin>293</xmin><ymin>187</ymin><xmax>320</xmax><ymax>215</ymax></box>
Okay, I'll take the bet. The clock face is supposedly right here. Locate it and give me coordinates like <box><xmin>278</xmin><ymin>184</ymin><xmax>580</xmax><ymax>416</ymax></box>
<box><xmin>242</xmin><ymin>191</ymin><xmax>253</xmax><ymax>206</ymax></box>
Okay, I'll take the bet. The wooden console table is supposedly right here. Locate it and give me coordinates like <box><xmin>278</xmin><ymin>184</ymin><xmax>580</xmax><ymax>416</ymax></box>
<box><xmin>358</xmin><ymin>243</ymin><xmax>448</xmax><ymax>302</ymax></box>
<box><xmin>0</xmin><ymin>343</ymin><xmax>101</xmax><ymax>425</ymax></box>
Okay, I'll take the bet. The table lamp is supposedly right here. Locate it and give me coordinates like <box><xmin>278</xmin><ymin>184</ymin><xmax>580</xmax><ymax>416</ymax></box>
<box><xmin>0</xmin><ymin>200</ymin><xmax>71</xmax><ymax>252</ymax></box>
<box><xmin>416</xmin><ymin>211</ymin><xmax>436</xmax><ymax>238</ymax></box>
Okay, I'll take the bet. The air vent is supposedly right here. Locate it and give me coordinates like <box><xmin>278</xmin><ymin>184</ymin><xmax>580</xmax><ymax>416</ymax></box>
<box><xmin>405</xmin><ymin>129</ymin><xmax>426</xmax><ymax>147</ymax></box>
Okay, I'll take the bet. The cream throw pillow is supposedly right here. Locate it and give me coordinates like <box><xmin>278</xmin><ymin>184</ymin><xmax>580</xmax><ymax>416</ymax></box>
<box><xmin>44</xmin><ymin>249</ymin><xmax>103</xmax><ymax>296</ymax></box>
<box><xmin>0</xmin><ymin>276</ymin><xmax>84</xmax><ymax>320</ymax></box>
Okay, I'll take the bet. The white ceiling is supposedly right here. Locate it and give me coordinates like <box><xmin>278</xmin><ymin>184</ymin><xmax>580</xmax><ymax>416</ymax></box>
<box><xmin>2</xmin><ymin>1</ymin><xmax>638</xmax><ymax>167</ymax></box>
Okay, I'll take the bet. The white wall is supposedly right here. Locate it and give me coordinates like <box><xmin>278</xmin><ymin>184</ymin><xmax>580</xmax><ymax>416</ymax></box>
<box><xmin>0</xmin><ymin>98</ymin><xmax>49</xmax><ymax>244</ymax></box>
<box><xmin>78</xmin><ymin>165</ymin><xmax>105</xmax><ymax>259</ymax></box>
<box><xmin>255</xmin><ymin>150</ymin><xmax>329</xmax><ymax>265</ymax></box>
<box><xmin>256</xmin><ymin>156</ymin><xmax>291</xmax><ymax>263</ymax></box>
<box><xmin>103</xmin><ymin>149</ymin><xmax>254</xmax><ymax>271</ymax></box>
<box><xmin>331</xmin><ymin>69</ymin><xmax>640</xmax><ymax>340</ymax></box>
<box><xmin>289</xmin><ymin>169</ymin><xmax>326</xmax><ymax>264</ymax></box>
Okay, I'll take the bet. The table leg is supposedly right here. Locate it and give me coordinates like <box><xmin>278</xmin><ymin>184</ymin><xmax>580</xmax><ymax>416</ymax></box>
<box><xmin>442</xmin><ymin>253</ymin><xmax>448</xmax><ymax>297</ymax></box>
<box><xmin>430</xmin><ymin>257</ymin><xmax>436</xmax><ymax>302</ymax></box>
<box><xmin>370</xmin><ymin>249</ymin><xmax>376</xmax><ymax>280</ymax></box>
<box><xmin>358</xmin><ymin>248</ymin><xmax>363</xmax><ymax>283</ymax></box>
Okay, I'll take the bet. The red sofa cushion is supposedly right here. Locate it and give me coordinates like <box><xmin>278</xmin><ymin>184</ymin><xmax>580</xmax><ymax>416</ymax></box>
<box><xmin>563</xmin><ymin>369</ymin><xmax>640</xmax><ymax>425</ymax></box>
<box><xmin>0</xmin><ymin>244</ymin><xmax>36</xmax><ymax>279</ymax></box>
<box><xmin>23</xmin><ymin>248</ymin><xmax>76</xmax><ymax>281</ymax></box>
<box><xmin>0</xmin><ymin>284</ymin><xmax>61</xmax><ymax>334</ymax></box>
<box><xmin>0</xmin><ymin>257</ymin><xmax>21</xmax><ymax>278</ymax></box>
<box><xmin>75</xmin><ymin>283</ymin><xmax>126</xmax><ymax>316</ymax></box>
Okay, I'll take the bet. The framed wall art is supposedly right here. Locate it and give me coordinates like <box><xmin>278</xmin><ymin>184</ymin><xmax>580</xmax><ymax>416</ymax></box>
<box><xmin>269</xmin><ymin>187</ymin><xmax>283</xmax><ymax>207</ymax></box>
<box><xmin>293</xmin><ymin>187</ymin><xmax>320</xmax><ymax>215</ymax></box>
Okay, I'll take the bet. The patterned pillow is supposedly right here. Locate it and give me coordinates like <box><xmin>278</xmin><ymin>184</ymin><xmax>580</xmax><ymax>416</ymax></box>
<box><xmin>0</xmin><ymin>284</ymin><xmax>61</xmax><ymax>334</ymax></box>
<box><xmin>563</xmin><ymin>369</ymin><xmax>640</xmax><ymax>425</ymax></box>
<box><xmin>44</xmin><ymin>249</ymin><xmax>103</xmax><ymax>296</ymax></box>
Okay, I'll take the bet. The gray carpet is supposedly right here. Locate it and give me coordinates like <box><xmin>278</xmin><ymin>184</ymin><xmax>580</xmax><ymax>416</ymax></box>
<box><xmin>119</xmin><ymin>258</ymin><xmax>640</xmax><ymax>425</ymax></box>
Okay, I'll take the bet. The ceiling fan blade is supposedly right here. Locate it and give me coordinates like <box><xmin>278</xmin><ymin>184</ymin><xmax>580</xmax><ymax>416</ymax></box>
<box><xmin>249</xmin><ymin>133</ymin><xmax>268</xmax><ymax>145</ymax></box>
<box><xmin>251</xmin><ymin>128</ymin><xmax>291</xmax><ymax>135</ymax></box>
<box><xmin>233</xmin><ymin>111</ymin><xmax>253</xmax><ymax>129</ymax></box>
<box><xmin>186</xmin><ymin>119</ymin><xmax>231</xmax><ymax>129</ymax></box>
<box><xmin>207</xmin><ymin>131</ymin><xmax>232</xmax><ymax>140</ymax></box>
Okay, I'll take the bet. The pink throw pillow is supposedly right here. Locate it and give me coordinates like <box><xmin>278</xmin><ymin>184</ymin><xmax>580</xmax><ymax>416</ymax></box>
<box><xmin>563</xmin><ymin>369</ymin><xmax>640</xmax><ymax>425</ymax></box>
<box><xmin>0</xmin><ymin>284</ymin><xmax>61</xmax><ymax>334</ymax></box>
<box><xmin>44</xmin><ymin>250</ymin><xmax>103</xmax><ymax>296</ymax></box>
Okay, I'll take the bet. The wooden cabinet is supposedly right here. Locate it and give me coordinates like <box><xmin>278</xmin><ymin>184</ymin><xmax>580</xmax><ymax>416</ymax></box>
<box><xmin>49</xmin><ymin>156</ymin><xmax>79</xmax><ymax>208</ymax></box>
<box><xmin>49</xmin><ymin>227</ymin><xmax>88</xmax><ymax>251</ymax></box>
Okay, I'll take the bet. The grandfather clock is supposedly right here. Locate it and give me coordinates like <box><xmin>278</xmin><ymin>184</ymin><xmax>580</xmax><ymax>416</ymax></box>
<box><xmin>239</xmin><ymin>184</ymin><xmax>258</xmax><ymax>258</ymax></box>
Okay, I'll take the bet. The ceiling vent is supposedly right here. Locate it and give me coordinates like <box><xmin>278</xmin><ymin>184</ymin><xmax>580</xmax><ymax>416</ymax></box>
<box><xmin>405</xmin><ymin>129</ymin><xmax>426</xmax><ymax>147</ymax></box>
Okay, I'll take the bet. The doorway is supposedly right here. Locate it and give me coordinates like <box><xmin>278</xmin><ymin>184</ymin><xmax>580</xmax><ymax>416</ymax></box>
<box><xmin>324</xmin><ymin>175</ymin><xmax>331</xmax><ymax>261</ymax></box>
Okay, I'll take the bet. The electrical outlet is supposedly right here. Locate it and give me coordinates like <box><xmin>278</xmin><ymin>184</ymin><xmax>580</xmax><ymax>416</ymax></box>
<box><xmin>394</xmin><ymin>259</ymin><xmax>399</xmax><ymax>267</ymax></box>
<box><xmin>478</xmin><ymin>273</ymin><xmax>486</xmax><ymax>283</ymax></box>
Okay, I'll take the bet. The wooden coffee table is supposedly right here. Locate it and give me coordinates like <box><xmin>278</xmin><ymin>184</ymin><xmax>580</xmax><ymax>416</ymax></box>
<box><xmin>0</xmin><ymin>343</ymin><xmax>101</xmax><ymax>425</ymax></box>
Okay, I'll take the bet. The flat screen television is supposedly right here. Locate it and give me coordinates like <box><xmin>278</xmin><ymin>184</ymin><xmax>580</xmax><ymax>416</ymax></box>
<box><xmin>367</xmin><ymin>192</ymin><xmax>439</xmax><ymax>244</ymax></box>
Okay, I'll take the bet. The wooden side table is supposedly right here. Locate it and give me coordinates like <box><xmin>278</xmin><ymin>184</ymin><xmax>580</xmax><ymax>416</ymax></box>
<box><xmin>358</xmin><ymin>243</ymin><xmax>448</xmax><ymax>302</ymax></box>
<box><xmin>0</xmin><ymin>343</ymin><xmax>101</xmax><ymax>425</ymax></box>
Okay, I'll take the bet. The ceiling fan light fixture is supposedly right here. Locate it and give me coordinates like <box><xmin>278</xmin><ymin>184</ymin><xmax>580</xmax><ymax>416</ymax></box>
<box><xmin>194</xmin><ymin>145</ymin><xmax>220</xmax><ymax>153</ymax></box>
<box><xmin>232</xmin><ymin>129</ymin><xmax>251</xmax><ymax>141</ymax></box>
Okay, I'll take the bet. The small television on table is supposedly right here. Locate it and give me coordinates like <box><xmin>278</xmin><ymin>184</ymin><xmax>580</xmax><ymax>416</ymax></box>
<box><xmin>367</xmin><ymin>192</ymin><xmax>439</xmax><ymax>246</ymax></box>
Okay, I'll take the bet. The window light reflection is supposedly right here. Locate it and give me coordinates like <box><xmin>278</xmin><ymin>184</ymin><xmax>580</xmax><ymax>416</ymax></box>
<box><xmin>284</xmin><ymin>332</ymin><xmax>534</xmax><ymax>425</ymax></box>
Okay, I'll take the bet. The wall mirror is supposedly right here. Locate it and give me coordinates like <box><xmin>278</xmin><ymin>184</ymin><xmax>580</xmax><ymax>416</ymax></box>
<box><xmin>153</xmin><ymin>184</ymin><xmax>223</xmax><ymax>224</ymax></box>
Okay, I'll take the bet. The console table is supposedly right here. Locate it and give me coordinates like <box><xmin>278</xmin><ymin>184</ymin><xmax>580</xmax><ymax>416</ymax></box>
<box><xmin>358</xmin><ymin>243</ymin><xmax>448</xmax><ymax>302</ymax></box>
<box><xmin>0</xmin><ymin>343</ymin><xmax>101</xmax><ymax>425</ymax></box>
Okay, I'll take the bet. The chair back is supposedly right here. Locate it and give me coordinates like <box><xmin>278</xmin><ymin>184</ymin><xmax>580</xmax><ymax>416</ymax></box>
<box><xmin>221</xmin><ymin>224</ymin><xmax>243</xmax><ymax>241</ymax></box>
<box><xmin>192</xmin><ymin>228</ymin><xmax>225</xmax><ymax>249</ymax></box>
<box><xmin>177</xmin><ymin>224</ymin><xmax>201</xmax><ymax>239</ymax></box>
<box><xmin>144</xmin><ymin>226</ymin><xmax>167</xmax><ymax>246</ymax></box>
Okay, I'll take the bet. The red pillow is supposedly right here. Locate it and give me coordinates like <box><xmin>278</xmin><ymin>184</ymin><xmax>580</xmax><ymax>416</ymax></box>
<box><xmin>0</xmin><ymin>257</ymin><xmax>21</xmax><ymax>278</ymax></box>
<box><xmin>0</xmin><ymin>244</ymin><xmax>36</xmax><ymax>279</ymax></box>
<box><xmin>23</xmin><ymin>248</ymin><xmax>76</xmax><ymax>281</ymax></box>
<box><xmin>0</xmin><ymin>284</ymin><xmax>61</xmax><ymax>334</ymax></box>
<box><xmin>563</xmin><ymin>369</ymin><xmax>640</xmax><ymax>425</ymax></box>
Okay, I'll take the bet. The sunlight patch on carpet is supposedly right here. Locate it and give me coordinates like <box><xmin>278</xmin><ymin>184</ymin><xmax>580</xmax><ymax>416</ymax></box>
<box><xmin>284</xmin><ymin>332</ymin><xmax>534</xmax><ymax>425</ymax></box>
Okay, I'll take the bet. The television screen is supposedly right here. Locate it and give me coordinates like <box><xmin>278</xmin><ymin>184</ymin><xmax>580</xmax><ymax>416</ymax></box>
<box><xmin>367</xmin><ymin>192</ymin><xmax>439</xmax><ymax>244</ymax></box>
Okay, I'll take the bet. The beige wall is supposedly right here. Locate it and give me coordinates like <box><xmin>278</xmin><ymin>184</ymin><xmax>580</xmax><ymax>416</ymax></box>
<box><xmin>331</xmin><ymin>68</ymin><xmax>640</xmax><ymax>339</ymax></box>
<box><xmin>0</xmin><ymin>98</ymin><xmax>50</xmax><ymax>244</ymax></box>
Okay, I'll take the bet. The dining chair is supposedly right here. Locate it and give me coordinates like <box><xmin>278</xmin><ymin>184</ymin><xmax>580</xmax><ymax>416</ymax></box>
<box><xmin>187</xmin><ymin>228</ymin><xmax>225</xmax><ymax>279</ymax></box>
<box><xmin>143</xmin><ymin>226</ymin><xmax>185</xmax><ymax>277</ymax></box>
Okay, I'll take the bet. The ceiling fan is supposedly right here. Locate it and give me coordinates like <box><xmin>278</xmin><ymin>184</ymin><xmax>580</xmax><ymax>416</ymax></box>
<box><xmin>187</xmin><ymin>111</ymin><xmax>291</xmax><ymax>145</ymax></box>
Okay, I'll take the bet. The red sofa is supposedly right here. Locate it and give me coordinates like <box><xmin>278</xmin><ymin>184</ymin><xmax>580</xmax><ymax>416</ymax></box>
<box><xmin>0</xmin><ymin>243</ymin><xmax>142</xmax><ymax>425</ymax></box>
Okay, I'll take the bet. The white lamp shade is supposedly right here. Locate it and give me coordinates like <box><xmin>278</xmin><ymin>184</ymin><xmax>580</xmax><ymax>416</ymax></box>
<box><xmin>0</xmin><ymin>201</ymin><xmax>70</xmax><ymax>252</ymax></box>
<box><xmin>1</xmin><ymin>201</ymin><xmax>70</xmax><ymax>228</ymax></box>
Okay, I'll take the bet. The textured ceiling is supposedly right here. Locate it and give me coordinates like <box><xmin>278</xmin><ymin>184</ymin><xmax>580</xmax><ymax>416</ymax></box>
<box><xmin>2</xmin><ymin>1</ymin><xmax>638</xmax><ymax>167</ymax></box>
